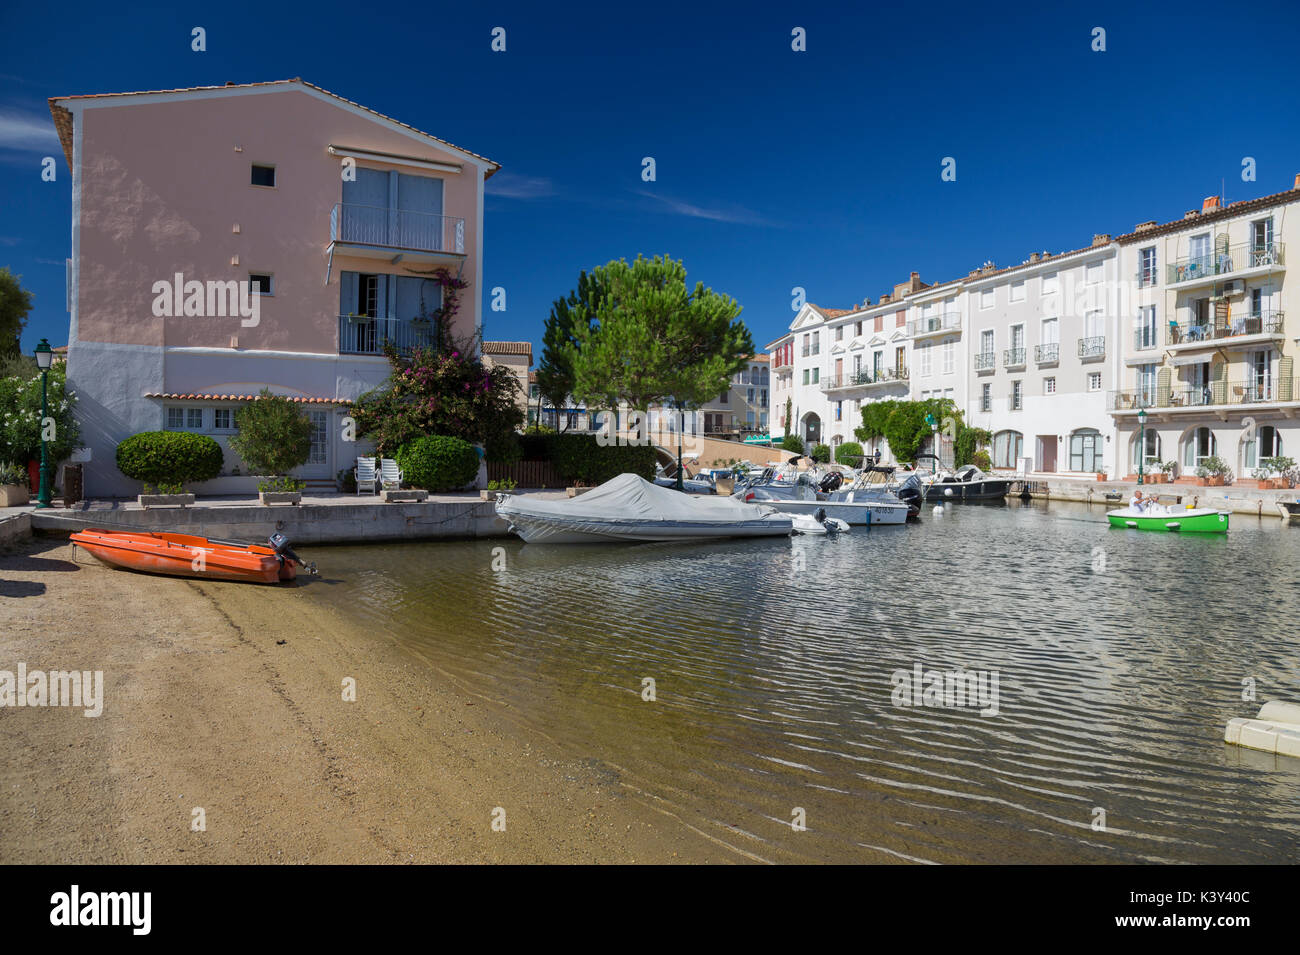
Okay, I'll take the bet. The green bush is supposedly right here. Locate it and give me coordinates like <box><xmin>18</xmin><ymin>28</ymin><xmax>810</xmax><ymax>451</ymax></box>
<box><xmin>971</xmin><ymin>449</ymin><xmax>992</xmax><ymax>472</ymax></box>
<box><xmin>395</xmin><ymin>435</ymin><xmax>480</xmax><ymax>491</ymax></box>
<box><xmin>116</xmin><ymin>432</ymin><xmax>223</xmax><ymax>488</ymax></box>
<box><xmin>780</xmin><ymin>434</ymin><xmax>804</xmax><ymax>454</ymax></box>
<box><xmin>810</xmin><ymin>443</ymin><xmax>830</xmax><ymax>463</ymax></box>
<box><xmin>228</xmin><ymin>390</ymin><xmax>313</xmax><ymax>477</ymax></box>
<box><xmin>834</xmin><ymin>441</ymin><xmax>863</xmax><ymax>465</ymax></box>
<box><xmin>544</xmin><ymin>433</ymin><xmax>656</xmax><ymax>484</ymax></box>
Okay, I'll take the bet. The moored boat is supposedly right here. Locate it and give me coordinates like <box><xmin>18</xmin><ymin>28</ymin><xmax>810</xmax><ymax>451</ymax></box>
<box><xmin>496</xmin><ymin>473</ymin><xmax>793</xmax><ymax>543</ymax></box>
<box><xmin>70</xmin><ymin>529</ymin><xmax>313</xmax><ymax>582</ymax></box>
<box><xmin>1105</xmin><ymin>506</ymin><xmax>1229</xmax><ymax>533</ymax></box>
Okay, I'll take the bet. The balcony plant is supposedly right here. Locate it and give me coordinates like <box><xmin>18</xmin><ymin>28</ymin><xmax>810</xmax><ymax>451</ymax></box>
<box><xmin>1193</xmin><ymin>455</ymin><xmax>1232</xmax><ymax>486</ymax></box>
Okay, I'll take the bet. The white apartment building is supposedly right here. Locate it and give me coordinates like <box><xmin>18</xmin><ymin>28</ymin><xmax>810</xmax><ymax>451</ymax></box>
<box><xmin>964</xmin><ymin>238</ymin><xmax>1120</xmax><ymax>475</ymax></box>
<box><xmin>1112</xmin><ymin>180</ymin><xmax>1300</xmax><ymax>485</ymax></box>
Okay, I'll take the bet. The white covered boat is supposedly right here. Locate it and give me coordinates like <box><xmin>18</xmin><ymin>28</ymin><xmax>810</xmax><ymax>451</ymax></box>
<box><xmin>733</xmin><ymin>465</ymin><xmax>909</xmax><ymax>525</ymax></box>
<box><xmin>495</xmin><ymin>473</ymin><xmax>794</xmax><ymax>543</ymax></box>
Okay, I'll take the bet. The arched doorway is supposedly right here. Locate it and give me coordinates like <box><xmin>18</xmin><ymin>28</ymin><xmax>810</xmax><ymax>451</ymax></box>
<box><xmin>1242</xmin><ymin>424</ymin><xmax>1282</xmax><ymax>475</ymax></box>
<box><xmin>992</xmin><ymin>430</ymin><xmax>1023</xmax><ymax>469</ymax></box>
<box><xmin>803</xmin><ymin>413</ymin><xmax>821</xmax><ymax>445</ymax></box>
<box><xmin>1182</xmin><ymin>426</ymin><xmax>1217</xmax><ymax>469</ymax></box>
<box><xmin>1132</xmin><ymin>429</ymin><xmax>1161</xmax><ymax>474</ymax></box>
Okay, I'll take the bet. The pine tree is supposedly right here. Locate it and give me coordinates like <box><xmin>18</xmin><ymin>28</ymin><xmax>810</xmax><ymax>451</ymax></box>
<box><xmin>536</xmin><ymin>270</ymin><xmax>601</xmax><ymax>432</ymax></box>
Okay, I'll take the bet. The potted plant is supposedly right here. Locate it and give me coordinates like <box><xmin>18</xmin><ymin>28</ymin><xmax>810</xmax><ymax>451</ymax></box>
<box><xmin>227</xmin><ymin>389</ymin><xmax>313</xmax><ymax>505</ymax></box>
<box><xmin>0</xmin><ymin>462</ymin><xmax>29</xmax><ymax>506</ymax></box>
<box><xmin>1255</xmin><ymin>456</ymin><xmax>1296</xmax><ymax>490</ymax></box>
<box><xmin>115</xmin><ymin>431</ymin><xmax>221</xmax><ymax>507</ymax></box>
<box><xmin>1194</xmin><ymin>455</ymin><xmax>1231</xmax><ymax>486</ymax></box>
<box><xmin>481</xmin><ymin>477</ymin><xmax>518</xmax><ymax>500</ymax></box>
<box><xmin>1158</xmin><ymin>461</ymin><xmax>1177</xmax><ymax>483</ymax></box>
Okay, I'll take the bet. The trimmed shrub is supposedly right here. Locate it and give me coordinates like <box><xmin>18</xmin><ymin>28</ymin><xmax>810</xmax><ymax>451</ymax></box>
<box><xmin>835</xmin><ymin>441</ymin><xmax>863</xmax><ymax>465</ymax></box>
<box><xmin>116</xmin><ymin>431</ymin><xmax>223</xmax><ymax>488</ymax></box>
<box><xmin>810</xmin><ymin>443</ymin><xmax>831</xmax><ymax>463</ymax></box>
<box><xmin>228</xmin><ymin>390</ymin><xmax>313</xmax><ymax>478</ymax></box>
<box><xmin>545</xmin><ymin>433</ymin><xmax>656</xmax><ymax>484</ymax></box>
<box><xmin>971</xmin><ymin>449</ymin><xmax>992</xmax><ymax>472</ymax></box>
<box><xmin>395</xmin><ymin>435</ymin><xmax>479</xmax><ymax>491</ymax></box>
<box><xmin>780</xmin><ymin>434</ymin><xmax>804</xmax><ymax>454</ymax></box>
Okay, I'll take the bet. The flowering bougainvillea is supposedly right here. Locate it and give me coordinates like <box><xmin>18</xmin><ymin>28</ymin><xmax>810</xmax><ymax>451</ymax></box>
<box><xmin>350</xmin><ymin>340</ymin><xmax>522</xmax><ymax>458</ymax></box>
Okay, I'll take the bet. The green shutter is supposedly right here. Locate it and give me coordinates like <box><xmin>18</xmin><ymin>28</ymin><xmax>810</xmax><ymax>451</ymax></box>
<box><xmin>1279</xmin><ymin>356</ymin><xmax>1294</xmax><ymax>402</ymax></box>
<box><xmin>1157</xmin><ymin>366</ymin><xmax>1171</xmax><ymax>407</ymax></box>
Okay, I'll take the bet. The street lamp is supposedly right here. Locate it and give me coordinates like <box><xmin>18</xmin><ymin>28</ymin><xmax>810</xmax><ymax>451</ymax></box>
<box><xmin>1137</xmin><ymin>408</ymin><xmax>1147</xmax><ymax>487</ymax></box>
<box><xmin>33</xmin><ymin>338</ymin><xmax>54</xmax><ymax>509</ymax></box>
<box><xmin>675</xmin><ymin>399</ymin><xmax>685</xmax><ymax>492</ymax></box>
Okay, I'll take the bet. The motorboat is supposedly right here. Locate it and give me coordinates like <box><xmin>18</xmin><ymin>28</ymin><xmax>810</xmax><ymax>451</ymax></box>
<box><xmin>653</xmin><ymin>461</ymin><xmax>717</xmax><ymax>495</ymax></box>
<box><xmin>732</xmin><ymin>464</ymin><xmax>909</xmax><ymax>525</ymax></box>
<box><xmin>1280</xmin><ymin>500</ymin><xmax>1300</xmax><ymax>524</ymax></box>
<box><xmin>70</xmin><ymin>529</ymin><xmax>315</xmax><ymax>582</ymax></box>
<box><xmin>910</xmin><ymin>455</ymin><xmax>1014</xmax><ymax>503</ymax></box>
<box><xmin>791</xmin><ymin>509</ymin><xmax>852</xmax><ymax>536</ymax></box>
<box><xmin>1106</xmin><ymin>504</ymin><xmax>1229</xmax><ymax>533</ymax></box>
<box><xmin>495</xmin><ymin>473</ymin><xmax>793</xmax><ymax>543</ymax></box>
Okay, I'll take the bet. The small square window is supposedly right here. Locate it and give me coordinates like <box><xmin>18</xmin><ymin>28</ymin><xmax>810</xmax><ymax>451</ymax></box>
<box><xmin>186</xmin><ymin>408</ymin><xmax>203</xmax><ymax>430</ymax></box>
<box><xmin>1044</xmin><ymin>377</ymin><xmax>1056</xmax><ymax>395</ymax></box>
<box><xmin>1088</xmin><ymin>372</ymin><xmax>1102</xmax><ymax>392</ymax></box>
<box><xmin>251</xmin><ymin>164</ymin><xmax>276</xmax><ymax>187</ymax></box>
<box><xmin>166</xmin><ymin>407</ymin><xmax>184</xmax><ymax>430</ymax></box>
<box><xmin>249</xmin><ymin>273</ymin><xmax>273</xmax><ymax>295</ymax></box>
<box><xmin>214</xmin><ymin>408</ymin><xmax>233</xmax><ymax>430</ymax></box>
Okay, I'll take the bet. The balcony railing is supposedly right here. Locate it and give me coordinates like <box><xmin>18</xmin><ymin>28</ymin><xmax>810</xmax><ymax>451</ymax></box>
<box><xmin>801</xmin><ymin>346</ymin><xmax>811</xmax><ymax>357</ymax></box>
<box><xmin>1165</xmin><ymin>309</ymin><xmax>1285</xmax><ymax>345</ymax></box>
<box><xmin>1109</xmin><ymin>378</ymin><xmax>1297</xmax><ymax>411</ymax></box>
<box><xmin>820</xmin><ymin>368</ymin><xmax>909</xmax><ymax>391</ymax></box>
<box><xmin>1136</xmin><ymin>269</ymin><xmax>1159</xmax><ymax>289</ymax></box>
<box><xmin>1034</xmin><ymin>343</ymin><xmax>1059</xmax><ymax>363</ymax></box>
<box><xmin>1133</xmin><ymin>326</ymin><xmax>1160</xmax><ymax>351</ymax></box>
<box><xmin>331</xmin><ymin>203</ymin><xmax>465</xmax><ymax>255</ymax></box>
<box><xmin>1078</xmin><ymin>336</ymin><xmax>1105</xmax><ymax>360</ymax></box>
<box><xmin>1003</xmin><ymin>347</ymin><xmax>1026</xmax><ymax>368</ymax></box>
<box><xmin>339</xmin><ymin>315</ymin><xmax>435</xmax><ymax>355</ymax></box>
<box><xmin>974</xmin><ymin>351</ymin><xmax>996</xmax><ymax>371</ymax></box>
<box><xmin>908</xmin><ymin>312</ymin><xmax>962</xmax><ymax>337</ymax></box>
<box><xmin>1166</xmin><ymin>242</ymin><xmax>1284</xmax><ymax>285</ymax></box>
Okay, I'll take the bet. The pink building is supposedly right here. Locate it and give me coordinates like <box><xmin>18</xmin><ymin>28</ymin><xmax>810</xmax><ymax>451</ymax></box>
<box><xmin>49</xmin><ymin>78</ymin><xmax>500</xmax><ymax>495</ymax></box>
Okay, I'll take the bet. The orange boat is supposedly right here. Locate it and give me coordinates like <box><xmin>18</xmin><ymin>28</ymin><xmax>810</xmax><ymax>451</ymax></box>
<box><xmin>70</xmin><ymin>529</ymin><xmax>312</xmax><ymax>584</ymax></box>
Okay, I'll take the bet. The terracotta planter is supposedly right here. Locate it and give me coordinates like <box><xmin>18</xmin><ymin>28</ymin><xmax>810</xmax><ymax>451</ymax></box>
<box><xmin>1095</xmin><ymin>473</ymin><xmax>1106</xmax><ymax>482</ymax></box>
<box><xmin>259</xmin><ymin>491</ymin><xmax>302</xmax><ymax>506</ymax></box>
<box><xmin>1</xmin><ymin>484</ymin><xmax>30</xmax><ymax>506</ymax></box>
<box><xmin>138</xmin><ymin>493</ymin><xmax>195</xmax><ymax>509</ymax></box>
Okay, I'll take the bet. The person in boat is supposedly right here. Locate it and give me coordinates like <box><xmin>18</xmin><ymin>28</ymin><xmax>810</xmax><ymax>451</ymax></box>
<box><xmin>1130</xmin><ymin>489</ymin><xmax>1153</xmax><ymax>512</ymax></box>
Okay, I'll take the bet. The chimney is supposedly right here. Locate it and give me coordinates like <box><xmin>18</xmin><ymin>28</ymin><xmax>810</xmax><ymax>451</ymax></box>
<box><xmin>1028</xmin><ymin>253</ymin><xmax>1040</xmax><ymax>263</ymax></box>
<box><xmin>1092</xmin><ymin>233</ymin><xmax>1111</xmax><ymax>247</ymax></box>
<box><xmin>1135</xmin><ymin>220</ymin><xmax>1157</xmax><ymax>233</ymax></box>
<box><xmin>1294</xmin><ymin>173</ymin><xmax>1300</xmax><ymax>190</ymax></box>
<box><xmin>1184</xmin><ymin>210</ymin><xmax>1199</xmax><ymax>219</ymax></box>
<box><xmin>879</xmin><ymin>293</ymin><xmax>890</xmax><ymax>304</ymax></box>
<box><xmin>1201</xmin><ymin>195</ymin><xmax>1221</xmax><ymax>213</ymax></box>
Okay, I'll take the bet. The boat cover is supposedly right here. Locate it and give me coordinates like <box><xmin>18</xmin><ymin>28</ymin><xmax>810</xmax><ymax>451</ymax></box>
<box><xmin>499</xmin><ymin>473</ymin><xmax>781</xmax><ymax>526</ymax></box>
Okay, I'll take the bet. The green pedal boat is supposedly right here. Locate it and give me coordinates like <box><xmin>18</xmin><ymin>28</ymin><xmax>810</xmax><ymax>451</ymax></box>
<box><xmin>1106</xmin><ymin>505</ymin><xmax>1229</xmax><ymax>533</ymax></box>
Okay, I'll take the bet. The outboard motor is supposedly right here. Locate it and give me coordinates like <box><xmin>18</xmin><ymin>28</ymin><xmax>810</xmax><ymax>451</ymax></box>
<box><xmin>895</xmin><ymin>475</ymin><xmax>924</xmax><ymax>518</ymax></box>
<box><xmin>818</xmin><ymin>471</ymin><xmax>844</xmax><ymax>493</ymax></box>
<box><xmin>269</xmin><ymin>532</ymin><xmax>318</xmax><ymax>576</ymax></box>
<box><xmin>814</xmin><ymin>507</ymin><xmax>841</xmax><ymax>536</ymax></box>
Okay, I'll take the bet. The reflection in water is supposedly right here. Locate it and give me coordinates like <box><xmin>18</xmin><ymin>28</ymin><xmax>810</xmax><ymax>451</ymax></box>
<box><xmin>312</xmin><ymin>499</ymin><xmax>1300</xmax><ymax>863</ymax></box>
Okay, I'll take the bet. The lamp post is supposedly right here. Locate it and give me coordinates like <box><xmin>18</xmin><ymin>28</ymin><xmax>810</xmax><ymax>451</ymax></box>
<box><xmin>33</xmin><ymin>338</ymin><xmax>54</xmax><ymax>509</ymax></box>
<box><xmin>1137</xmin><ymin>408</ymin><xmax>1147</xmax><ymax>487</ymax></box>
<box><xmin>675</xmin><ymin>399</ymin><xmax>685</xmax><ymax>492</ymax></box>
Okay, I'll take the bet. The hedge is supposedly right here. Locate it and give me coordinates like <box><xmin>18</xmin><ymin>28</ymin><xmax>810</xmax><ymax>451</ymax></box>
<box><xmin>544</xmin><ymin>433</ymin><xmax>656</xmax><ymax>484</ymax></box>
<box><xmin>835</xmin><ymin>441</ymin><xmax>863</xmax><ymax>465</ymax></box>
<box><xmin>395</xmin><ymin>435</ymin><xmax>480</xmax><ymax>491</ymax></box>
<box><xmin>115</xmin><ymin>432</ymin><xmax>224</xmax><ymax>487</ymax></box>
<box><xmin>810</xmin><ymin>443</ymin><xmax>831</xmax><ymax>463</ymax></box>
<box><xmin>780</xmin><ymin>434</ymin><xmax>804</xmax><ymax>454</ymax></box>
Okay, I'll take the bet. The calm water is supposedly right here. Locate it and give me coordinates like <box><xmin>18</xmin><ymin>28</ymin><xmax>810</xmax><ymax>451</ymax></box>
<box><xmin>307</xmin><ymin>499</ymin><xmax>1300</xmax><ymax>863</ymax></box>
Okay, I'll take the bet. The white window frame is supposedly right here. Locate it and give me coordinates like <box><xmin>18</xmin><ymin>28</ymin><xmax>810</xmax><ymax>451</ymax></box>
<box><xmin>1010</xmin><ymin>280</ymin><xmax>1025</xmax><ymax>302</ymax></box>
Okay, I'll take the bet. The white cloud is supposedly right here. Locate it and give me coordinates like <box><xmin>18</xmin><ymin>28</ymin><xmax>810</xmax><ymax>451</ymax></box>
<box><xmin>0</xmin><ymin>110</ymin><xmax>60</xmax><ymax>153</ymax></box>
<box><xmin>486</xmin><ymin>172</ymin><xmax>557</xmax><ymax>199</ymax></box>
<box><xmin>637</xmin><ymin>190</ymin><xmax>768</xmax><ymax>226</ymax></box>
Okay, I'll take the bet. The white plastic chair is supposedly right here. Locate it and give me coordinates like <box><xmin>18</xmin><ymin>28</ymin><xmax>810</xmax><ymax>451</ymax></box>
<box><xmin>354</xmin><ymin>456</ymin><xmax>378</xmax><ymax>495</ymax></box>
<box><xmin>379</xmin><ymin>458</ymin><xmax>403</xmax><ymax>489</ymax></box>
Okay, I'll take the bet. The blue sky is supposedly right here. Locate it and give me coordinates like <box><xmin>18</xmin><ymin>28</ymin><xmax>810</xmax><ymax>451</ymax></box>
<box><xmin>3</xmin><ymin>0</ymin><xmax>1299</xmax><ymax>360</ymax></box>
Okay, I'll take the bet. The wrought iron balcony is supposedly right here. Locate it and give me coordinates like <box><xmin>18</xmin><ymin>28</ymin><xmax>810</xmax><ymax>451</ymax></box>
<box><xmin>908</xmin><ymin>312</ymin><xmax>962</xmax><ymax>337</ymax></box>
<box><xmin>330</xmin><ymin>202</ymin><xmax>465</xmax><ymax>257</ymax></box>
<box><xmin>1165</xmin><ymin>309</ymin><xmax>1284</xmax><ymax>346</ymax></box>
<box><xmin>1003</xmin><ymin>347</ymin><xmax>1026</xmax><ymax>368</ymax></box>
<box><xmin>974</xmin><ymin>351</ymin><xmax>996</xmax><ymax>371</ymax></box>
<box><xmin>1109</xmin><ymin>378</ymin><xmax>1297</xmax><ymax>411</ymax></box>
<box><xmin>820</xmin><ymin>368</ymin><xmax>909</xmax><ymax>391</ymax></box>
<box><xmin>1078</xmin><ymin>336</ymin><xmax>1105</xmax><ymax>360</ymax></box>
<box><xmin>1034</xmin><ymin>343</ymin><xmax>1059</xmax><ymax>363</ymax></box>
<box><xmin>339</xmin><ymin>314</ymin><xmax>435</xmax><ymax>355</ymax></box>
<box><xmin>1166</xmin><ymin>242</ymin><xmax>1284</xmax><ymax>286</ymax></box>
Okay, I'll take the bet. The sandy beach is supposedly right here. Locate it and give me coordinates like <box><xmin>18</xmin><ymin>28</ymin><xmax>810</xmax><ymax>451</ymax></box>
<box><xmin>0</xmin><ymin>536</ymin><xmax>737</xmax><ymax>864</ymax></box>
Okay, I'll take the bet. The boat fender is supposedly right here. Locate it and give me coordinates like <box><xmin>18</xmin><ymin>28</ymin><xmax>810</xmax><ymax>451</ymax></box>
<box><xmin>933</xmin><ymin>505</ymin><xmax>944</xmax><ymax>518</ymax></box>
<box><xmin>944</xmin><ymin>487</ymin><xmax>954</xmax><ymax>497</ymax></box>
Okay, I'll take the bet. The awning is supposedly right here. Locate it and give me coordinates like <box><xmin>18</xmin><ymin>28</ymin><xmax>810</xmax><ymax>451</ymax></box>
<box><xmin>1171</xmin><ymin>354</ymin><xmax>1211</xmax><ymax>367</ymax></box>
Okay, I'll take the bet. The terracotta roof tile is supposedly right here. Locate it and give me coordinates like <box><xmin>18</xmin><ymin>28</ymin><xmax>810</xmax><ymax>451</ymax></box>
<box><xmin>1115</xmin><ymin>185</ymin><xmax>1300</xmax><ymax>243</ymax></box>
<box><xmin>481</xmin><ymin>341</ymin><xmax>533</xmax><ymax>357</ymax></box>
<box><xmin>144</xmin><ymin>392</ymin><xmax>342</xmax><ymax>404</ymax></box>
